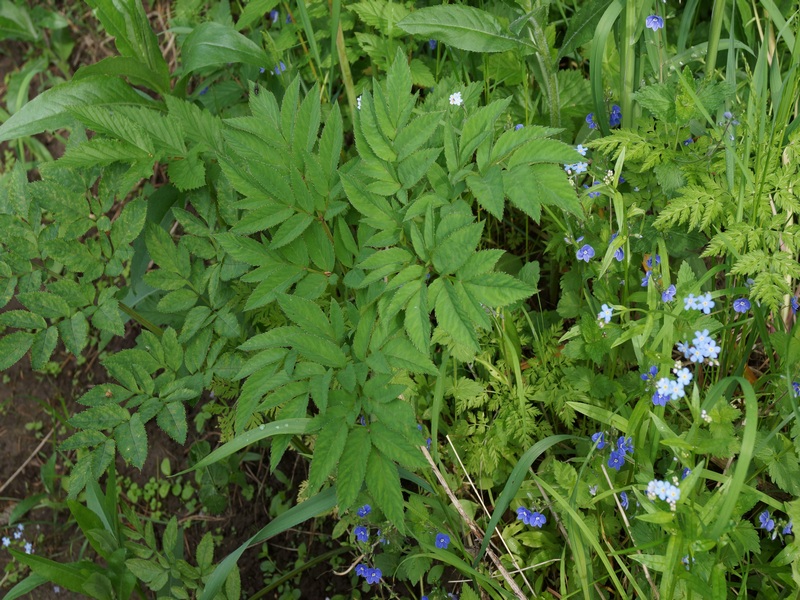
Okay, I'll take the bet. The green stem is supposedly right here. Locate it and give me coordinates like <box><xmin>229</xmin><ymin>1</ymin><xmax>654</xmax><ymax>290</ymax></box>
<box><xmin>118</xmin><ymin>301</ymin><xmax>164</xmax><ymax>337</ymax></box>
<box><xmin>620</xmin><ymin>0</ymin><xmax>637</xmax><ymax>128</ymax></box>
<box><xmin>705</xmin><ymin>0</ymin><xmax>727</xmax><ymax>78</ymax></box>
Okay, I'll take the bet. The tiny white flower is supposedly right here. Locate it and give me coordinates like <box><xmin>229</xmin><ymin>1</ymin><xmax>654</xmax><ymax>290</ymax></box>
<box><xmin>24</xmin><ymin>542</ymin><xmax>33</xmax><ymax>554</ymax></box>
<box><xmin>1</xmin><ymin>536</ymin><xmax>10</xmax><ymax>547</ymax></box>
<box><xmin>449</xmin><ymin>91</ymin><xmax>463</xmax><ymax>106</ymax></box>
<box><xmin>356</xmin><ymin>95</ymin><xmax>362</xmax><ymax>110</ymax></box>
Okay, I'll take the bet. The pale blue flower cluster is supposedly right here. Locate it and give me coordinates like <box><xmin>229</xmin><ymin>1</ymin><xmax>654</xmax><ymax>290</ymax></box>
<box><xmin>646</xmin><ymin>478</ymin><xmax>681</xmax><ymax>510</ymax></box>
<box><xmin>676</xmin><ymin>330</ymin><xmax>721</xmax><ymax>364</ymax></box>
<box><xmin>356</xmin><ymin>563</ymin><xmax>382</xmax><ymax>584</ymax></box>
<box><xmin>516</xmin><ymin>507</ymin><xmax>546</xmax><ymax>527</ymax></box>
<box><xmin>652</xmin><ymin>366</ymin><xmax>693</xmax><ymax>406</ymax></box>
<box><xmin>684</xmin><ymin>292</ymin><xmax>715</xmax><ymax>314</ymax></box>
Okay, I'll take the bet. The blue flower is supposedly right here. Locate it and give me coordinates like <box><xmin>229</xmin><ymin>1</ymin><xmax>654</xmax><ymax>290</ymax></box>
<box><xmin>576</xmin><ymin>144</ymin><xmax>587</xmax><ymax>156</ymax></box>
<box><xmin>286</xmin><ymin>14</ymin><xmax>293</xmax><ymax>23</ymax></box>
<box><xmin>662</xmin><ymin>284</ymin><xmax>676</xmax><ymax>302</ymax></box>
<box><xmin>619</xmin><ymin>491</ymin><xmax>629</xmax><ymax>510</ymax></box>
<box><xmin>529</xmin><ymin>511</ymin><xmax>546</xmax><ymax>528</ymax></box>
<box><xmin>617</xmin><ymin>436</ymin><xmax>634</xmax><ymax>456</ymax></box>
<box><xmin>759</xmin><ymin>510</ymin><xmax>775</xmax><ymax>532</ymax></box>
<box><xmin>273</xmin><ymin>61</ymin><xmax>287</xmax><ymax>75</ymax></box>
<box><xmin>652</xmin><ymin>391</ymin><xmax>669</xmax><ymax>406</ymax></box>
<box><xmin>586</xmin><ymin>113</ymin><xmax>598</xmax><ymax>129</ymax></box>
<box><xmin>675</xmin><ymin>367</ymin><xmax>692</xmax><ymax>387</ymax></box>
<box><xmin>641</xmin><ymin>365</ymin><xmax>658</xmax><ymax>381</ymax></box>
<box><xmin>792</xmin><ymin>297</ymin><xmax>799</xmax><ymax>314</ymax></box>
<box><xmin>646</xmin><ymin>255</ymin><xmax>661</xmax><ymax>268</ymax></box>
<box><xmin>681</xmin><ymin>467</ymin><xmax>691</xmax><ymax>480</ymax></box>
<box><xmin>428</xmin><ymin>39</ymin><xmax>437</xmax><ymax>50</ymax></box>
<box><xmin>598</xmin><ymin>304</ymin><xmax>613</xmax><ymax>324</ymax></box>
<box><xmin>259</xmin><ymin>67</ymin><xmax>266</xmax><ymax>73</ymax></box>
<box><xmin>794</xmin><ymin>382</ymin><xmax>800</xmax><ymax>397</ymax></box>
<box><xmin>683</xmin><ymin>293</ymin><xmax>698</xmax><ymax>310</ymax></box>
<box><xmin>607</xmin><ymin>450</ymin><xmax>625</xmax><ymax>471</ymax></box>
<box><xmin>733</xmin><ymin>298</ymin><xmax>750</xmax><ymax>313</ymax></box>
<box><xmin>365</xmin><ymin>567</ymin><xmax>382</xmax><ymax>584</ymax></box>
<box><xmin>641</xmin><ymin>271</ymin><xmax>651</xmax><ymax>287</ymax></box>
<box><xmin>697</xmin><ymin>292</ymin><xmax>715</xmax><ymax>314</ymax></box>
<box><xmin>683</xmin><ymin>137</ymin><xmax>694</xmax><ymax>145</ymax></box>
<box><xmin>354</xmin><ymin>526</ymin><xmax>369</xmax><ymax>542</ymax></box>
<box><xmin>199</xmin><ymin>86</ymin><xmax>209</xmax><ymax>96</ymax></box>
<box><xmin>609</xmin><ymin>105</ymin><xmax>622</xmax><ymax>128</ymax></box>
<box><xmin>783</xmin><ymin>521</ymin><xmax>793</xmax><ymax>535</ymax></box>
<box><xmin>357</xmin><ymin>504</ymin><xmax>371</xmax><ymax>517</ymax></box>
<box><xmin>646</xmin><ymin>15</ymin><xmax>664</xmax><ymax>31</ymax></box>
<box><xmin>515</xmin><ymin>124</ymin><xmax>524</xmax><ymax>130</ymax></box>
<box><xmin>591</xmin><ymin>431</ymin><xmax>606</xmax><ymax>449</ymax></box>
<box><xmin>676</xmin><ymin>341</ymin><xmax>691</xmax><ymax>358</ymax></box>
<box><xmin>609</xmin><ymin>232</ymin><xmax>624</xmax><ymax>261</ymax></box>
<box><xmin>355</xmin><ymin>563</ymin><xmax>367</xmax><ymax>577</ymax></box>
<box><xmin>435</xmin><ymin>533</ymin><xmax>450</xmax><ymax>549</ymax></box>
<box><xmin>516</xmin><ymin>506</ymin><xmax>532</xmax><ymax>523</ymax></box>
<box><xmin>576</xmin><ymin>244</ymin><xmax>595</xmax><ymax>262</ymax></box>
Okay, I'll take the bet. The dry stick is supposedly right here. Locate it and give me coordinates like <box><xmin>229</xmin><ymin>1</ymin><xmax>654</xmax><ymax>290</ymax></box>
<box><xmin>446</xmin><ymin>435</ymin><xmax>537</xmax><ymax>598</ymax></box>
<box><xmin>599</xmin><ymin>465</ymin><xmax>658</xmax><ymax>599</ymax></box>
<box><xmin>0</xmin><ymin>429</ymin><xmax>54</xmax><ymax>495</ymax></box>
<box><xmin>420</xmin><ymin>444</ymin><xmax>527</xmax><ymax>600</ymax></box>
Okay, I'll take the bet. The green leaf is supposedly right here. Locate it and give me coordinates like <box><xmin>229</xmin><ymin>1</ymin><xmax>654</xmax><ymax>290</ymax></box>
<box><xmin>115</xmin><ymin>413</ymin><xmax>148</xmax><ymax>469</ymax></box>
<box><xmin>30</xmin><ymin>326</ymin><xmax>58</xmax><ymax>370</ymax></box>
<box><xmin>157</xmin><ymin>288</ymin><xmax>198</xmax><ymax>313</ymax></box>
<box><xmin>432</xmin><ymin>222</ymin><xmax>484</xmax><ymax>275</ymax></box>
<box><xmin>434</xmin><ymin>280</ymin><xmax>479</xmax><ymax>354</ymax></box>
<box><xmin>145</xmin><ymin>222</ymin><xmax>186</xmax><ymax>275</ymax></box>
<box><xmin>16</xmin><ymin>290</ymin><xmax>71</xmax><ymax>319</ymax></box>
<box><xmin>507</xmin><ymin>138</ymin><xmax>582</xmax><ymax>167</ymax></box>
<box><xmin>337</xmin><ymin>427</ymin><xmax>371</xmax><ymax>510</ymax></box>
<box><xmin>157</xmin><ymin>402</ymin><xmax>187</xmax><ymax>445</ymax></box>
<box><xmin>463</xmin><ymin>273</ymin><xmax>533</xmax><ymax>307</ymax></box>
<box><xmin>404</xmin><ymin>285</ymin><xmax>431</xmax><ymax>353</ymax></box>
<box><xmin>557</xmin><ymin>0</ymin><xmax>615</xmax><ymax>59</ymax></box>
<box><xmin>125</xmin><ymin>558</ymin><xmax>165</xmax><ymax>584</ymax></box>
<box><xmin>93</xmin><ymin>298</ymin><xmax>125</xmax><ymax>336</ymax></box>
<box><xmin>168</xmin><ymin>151</ymin><xmax>206</xmax><ymax>191</ymax></box>
<box><xmin>504</xmin><ymin>164</ymin><xmax>582</xmax><ymax>221</ymax></box>
<box><xmin>60</xmin><ymin>430</ymin><xmax>108</xmax><ymax>452</ymax></box>
<box><xmin>269</xmin><ymin>213</ymin><xmax>315</xmax><ymax>250</ymax></box>
<box><xmin>0</xmin><ymin>331</ymin><xmax>34</xmax><ymax>371</ymax></box>
<box><xmin>307</xmin><ymin>416</ymin><xmax>349</xmax><ymax>493</ymax></box>
<box><xmin>6</xmin><ymin>551</ymin><xmax>103</xmax><ymax>595</ymax></box>
<box><xmin>466</xmin><ymin>166</ymin><xmax>504</xmax><ymax>219</ymax></box>
<box><xmin>460</xmin><ymin>98</ymin><xmax>512</xmax><ymax>165</ymax></box>
<box><xmin>70</xmin><ymin>405</ymin><xmax>130</xmax><ymax>430</ymax></box>
<box><xmin>84</xmin><ymin>0</ymin><xmax>169</xmax><ymax>92</ymax></box>
<box><xmin>382</xmin><ymin>337</ymin><xmax>437</xmax><ymax>375</ymax></box>
<box><xmin>366</xmin><ymin>449</ymin><xmax>405</xmax><ymax>529</ymax></box>
<box><xmin>0</xmin><ymin>76</ymin><xmax>153</xmax><ymax>143</ymax></box>
<box><xmin>398</xmin><ymin>5</ymin><xmax>523</xmax><ymax>53</ymax></box>
<box><xmin>181</xmin><ymin>22</ymin><xmax>269</xmax><ymax>73</ymax></box>
<box><xmin>370</xmin><ymin>421</ymin><xmax>426</xmax><ymax>469</ymax></box>
<box><xmin>0</xmin><ymin>309</ymin><xmax>46</xmax><ymax>329</ymax></box>
<box><xmin>58</xmin><ymin>312</ymin><xmax>89</xmax><ymax>356</ymax></box>
<box><xmin>277</xmin><ymin>294</ymin><xmax>335</xmax><ymax>339</ymax></box>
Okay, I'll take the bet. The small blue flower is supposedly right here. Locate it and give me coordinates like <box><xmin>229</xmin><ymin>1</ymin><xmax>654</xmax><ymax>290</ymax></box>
<box><xmin>733</xmin><ymin>298</ymin><xmax>751</xmax><ymax>313</ymax></box>
<box><xmin>662</xmin><ymin>284</ymin><xmax>676</xmax><ymax>302</ymax></box>
<box><xmin>355</xmin><ymin>563</ymin><xmax>367</xmax><ymax>577</ymax></box>
<box><xmin>759</xmin><ymin>510</ymin><xmax>775</xmax><ymax>532</ymax></box>
<box><xmin>697</xmin><ymin>292</ymin><xmax>715</xmax><ymax>314</ymax></box>
<box><xmin>641</xmin><ymin>271</ymin><xmax>652</xmax><ymax>287</ymax></box>
<box><xmin>273</xmin><ymin>61</ymin><xmax>287</xmax><ymax>75</ymax></box>
<box><xmin>576</xmin><ymin>144</ymin><xmax>588</xmax><ymax>156</ymax></box>
<box><xmin>515</xmin><ymin>123</ymin><xmax>524</xmax><ymax>130</ymax></box>
<box><xmin>652</xmin><ymin>391</ymin><xmax>669</xmax><ymax>406</ymax></box>
<box><xmin>269</xmin><ymin>9</ymin><xmax>279</xmax><ymax>22</ymax></box>
<box><xmin>589</xmin><ymin>484</ymin><xmax>598</xmax><ymax>496</ymax></box>
<box><xmin>576</xmin><ymin>244</ymin><xmax>595</xmax><ymax>262</ymax></box>
<box><xmin>641</xmin><ymin>365</ymin><xmax>658</xmax><ymax>381</ymax></box>
<box><xmin>676</xmin><ymin>341</ymin><xmax>691</xmax><ymax>358</ymax></box>
<box><xmin>286</xmin><ymin>14</ymin><xmax>293</xmax><ymax>23</ymax></box>
<box><xmin>435</xmin><ymin>533</ymin><xmax>450</xmax><ymax>549</ymax></box>
<box><xmin>354</xmin><ymin>526</ymin><xmax>369</xmax><ymax>542</ymax></box>
<box><xmin>598</xmin><ymin>303</ymin><xmax>613</xmax><ymax>324</ymax></box>
<box><xmin>683</xmin><ymin>293</ymin><xmax>698</xmax><ymax>310</ymax></box>
<box><xmin>609</xmin><ymin>104</ymin><xmax>622</xmax><ymax>127</ymax></box>
<box><xmin>516</xmin><ymin>506</ymin><xmax>532</xmax><ymax>523</ymax></box>
<box><xmin>365</xmin><ymin>567</ymin><xmax>382</xmax><ymax>584</ymax></box>
<box><xmin>617</xmin><ymin>436</ymin><xmax>634</xmax><ymax>456</ymax></box>
<box><xmin>586</xmin><ymin>113</ymin><xmax>598</xmax><ymax>129</ymax></box>
<box><xmin>619</xmin><ymin>491</ymin><xmax>629</xmax><ymax>510</ymax></box>
<box><xmin>529</xmin><ymin>511</ymin><xmax>546</xmax><ymax>528</ymax></box>
<box><xmin>681</xmin><ymin>467</ymin><xmax>691</xmax><ymax>480</ymax></box>
<box><xmin>259</xmin><ymin>67</ymin><xmax>266</xmax><ymax>73</ymax></box>
<box><xmin>675</xmin><ymin>367</ymin><xmax>692</xmax><ymax>387</ymax></box>
<box><xmin>428</xmin><ymin>39</ymin><xmax>437</xmax><ymax>50</ymax></box>
<box><xmin>607</xmin><ymin>449</ymin><xmax>625</xmax><ymax>471</ymax></box>
<box><xmin>794</xmin><ymin>382</ymin><xmax>800</xmax><ymax>397</ymax></box>
<box><xmin>646</xmin><ymin>255</ymin><xmax>661</xmax><ymax>268</ymax></box>
<box><xmin>783</xmin><ymin>521</ymin><xmax>793</xmax><ymax>535</ymax></box>
<box><xmin>683</xmin><ymin>137</ymin><xmax>694</xmax><ymax>146</ymax></box>
<box><xmin>199</xmin><ymin>86</ymin><xmax>209</xmax><ymax>96</ymax></box>
<box><xmin>645</xmin><ymin>15</ymin><xmax>664</xmax><ymax>31</ymax></box>
<box><xmin>609</xmin><ymin>233</ymin><xmax>624</xmax><ymax>261</ymax></box>
<box><xmin>591</xmin><ymin>431</ymin><xmax>606</xmax><ymax>449</ymax></box>
<box><xmin>357</xmin><ymin>504</ymin><xmax>371</xmax><ymax>517</ymax></box>
<box><xmin>792</xmin><ymin>297</ymin><xmax>799</xmax><ymax>314</ymax></box>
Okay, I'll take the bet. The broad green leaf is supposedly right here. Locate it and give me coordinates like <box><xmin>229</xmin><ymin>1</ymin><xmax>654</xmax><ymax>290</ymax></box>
<box><xmin>277</xmin><ymin>294</ymin><xmax>335</xmax><ymax>339</ymax></box>
<box><xmin>58</xmin><ymin>312</ymin><xmax>89</xmax><ymax>356</ymax></box>
<box><xmin>30</xmin><ymin>326</ymin><xmax>58</xmax><ymax>370</ymax></box>
<box><xmin>269</xmin><ymin>213</ymin><xmax>314</xmax><ymax>250</ymax></box>
<box><xmin>73</xmin><ymin>56</ymin><xmax>168</xmax><ymax>95</ymax></box>
<box><xmin>0</xmin><ymin>76</ymin><xmax>152</xmax><ymax>143</ymax></box>
<box><xmin>432</xmin><ymin>222</ymin><xmax>484</xmax><ymax>275</ymax></box>
<box><xmin>0</xmin><ymin>1</ymin><xmax>38</xmax><ymax>42</ymax></box>
<box><xmin>307</xmin><ymin>416</ymin><xmax>349</xmax><ymax>493</ymax></box>
<box><xmin>115</xmin><ymin>413</ymin><xmax>148</xmax><ymax>469</ymax></box>
<box><xmin>398</xmin><ymin>6</ymin><xmax>523</xmax><ymax>53</ymax></box>
<box><xmin>337</xmin><ymin>427</ymin><xmax>371</xmax><ymax>510</ymax></box>
<box><xmin>404</xmin><ymin>285</ymin><xmax>431</xmax><ymax>353</ymax></box>
<box><xmin>167</xmin><ymin>151</ymin><xmax>206</xmax><ymax>191</ymax></box>
<box><xmin>157</xmin><ymin>402</ymin><xmax>187</xmax><ymax>444</ymax></box>
<box><xmin>125</xmin><ymin>559</ymin><xmax>165</xmax><ymax>584</ymax></box>
<box><xmin>0</xmin><ymin>331</ymin><xmax>35</xmax><ymax>371</ymax></box>
<box><xmin>93</xmin><ymin>299</ymin><xmax>125</xmax><ymax>336</ymax></box>
<box><xmin>370</xmin><ymin>421</ymin><xmax>426</xmax><ymax>469</ymax></box>
<box><xmin>557</xmin><ymin>0</ymin><xmax>614</xmax><ymax>59</ymax></box>
<box><xmin>508</xmin><ymin>138</ymin><xmax>583</xmax><ymax>167</ymax></box>
<box><xmin>69</xmin><ymin>404</ymin><xmax>130</xmax><ymax>431</ymax></box>
<box><xmin>0</xmin><ymin>310</ymin><xmax>46</xmax><ymax>329</ymax></box>
<box><xmin>6</xmin><ymin>551</ymin><xmax>103</xmax><ymax>595</ymax></box>
<box><xmin>181</xmin><ymin>22</ymin><xmax>269</xmax><ymax>73</ymax></box>
<box><xmin>16</xmin><ymin>290</ymin><xmax>71</xmax><ymax>319</ymax></box>
<box><xmin>504</xmin><ymin>164</ymin><xmax>582</xmax><ymax>221</ymax></box>
<box><xmin>463</xmin><ymin>273</ymin><xmax>534</xmax><ymax>307</ymax></box>
<box><xmin>366</xmin><ymin>449</ymin><xmax>405</xmax><ymax>529</ymax></box>
<box><xmin>60</xmin><ymin>430</ymin><xmax>108</xmax><ymax>452</ymax></box>
<box><xmin>84</xmin><ymin>0</ymin><xmax>169</xmax><ymax>92</ymax></box>
<box><xmin>157</xmin><ymin>288</ymin><xmax>198</xmax><ymax>313</ymax></box>
<box><xmin>466</xmin><ymin>166</ymin><xmax>504</xmax><ymax>219</ymax></box>
<box><xmin>460</xmin><ymin>98</ymin><xmax>512</xmax><ymax>165</ymax></box>
<box><xmin>434</xmin><ymin>280</ymin><xmax>479</xmax><ymax>354</ymax></box>
<box><xmin>382</xmin><ymin>337</ymin><xmax>437</xmax><ymax>375</ymax></box>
